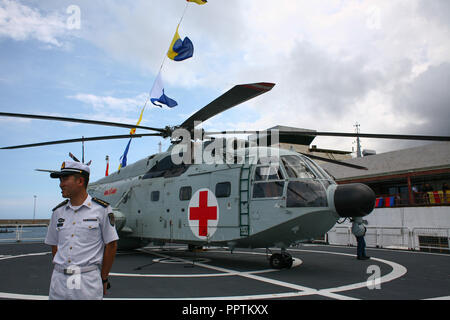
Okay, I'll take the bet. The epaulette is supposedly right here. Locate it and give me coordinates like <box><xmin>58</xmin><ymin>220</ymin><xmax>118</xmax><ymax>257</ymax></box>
<box><xmin>52</xmin><ymin>199</ymin><xmax>69</xmax><ymax>211</ymax></box>
<box><xmin>92</xmin><ymin>197</ymin><xmax>110</xmax><ymax>208</ymax></box>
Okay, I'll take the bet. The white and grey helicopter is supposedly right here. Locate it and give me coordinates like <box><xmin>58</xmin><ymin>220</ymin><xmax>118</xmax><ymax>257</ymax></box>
<box><xmin>2</xmin><ymin>82</ymin><xmax>449</xmax><ymax>269</ymax></box>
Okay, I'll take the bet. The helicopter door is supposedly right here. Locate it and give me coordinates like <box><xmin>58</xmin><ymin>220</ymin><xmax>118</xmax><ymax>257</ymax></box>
<box><xmin>210</xmin><ymin>171</ymin><xmax>240</xmax><ymax>239</ymax></box>
<box><xmin>163</xmin><ymin>178</ymin><xmax>189</xmax><ymax>242</ymax></box>
<box><xmin>127</xmin><ymin>188</ymin><xmax>144</xmax><ymax>238</ymax></box>
<box><xmin>131</xmin><ymin>179</ymin><xmax>163</xmax><ymax>238</ymax></box>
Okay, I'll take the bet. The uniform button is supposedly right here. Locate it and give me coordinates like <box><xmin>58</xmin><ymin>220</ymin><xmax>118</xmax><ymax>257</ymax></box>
<box><xmin>70</xmin><ymin>247</ymin><xmax>72</xmax><ymax>250</ymax></box>
<box><xmin>73</xmin><ymin>222</ymin><xmax>76</xmax><ymax>225</ymax></box>
<box><xmin>71</xmin><ymin>234</ymin><xmax>74</xmax><ymax>237</ymax></box>
<box><xmin>68</xmin><ymin>259</ymin><xmax>71</xmax><ymax>263</ymax></box>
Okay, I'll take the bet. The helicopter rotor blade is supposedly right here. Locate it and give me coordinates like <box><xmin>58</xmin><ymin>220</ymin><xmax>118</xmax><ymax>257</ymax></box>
<box><xmin>0</xmin><ymin>133</ymin><xmax>161</xmax><ymax>150</ymax></box>
<box><xmin>299</xmin><ymin>153</ymin><xmax>368</xmax><ymax>170</ymax></box>
<box><xmin>180</xmin><ymin>82</ymin><xmax>275</xmax><ymax>132</ymax></box>
<box><xmin>205</xmin><ymin>130</ymin><xmax>450</xmax><ymax>142</ymax></box>
<box><xmin>0</xmin><ymin>112</ymin><xmax>166</xmax><ymax>133</ymax></box>
<box><xmin>310</xmin><ymin>131</ymin><xmax>450</xmax><ymax>141</ymax></box>
<box><xmin>35</xmin><ymin>169</ymin><xmax>57</xmax><ymax>173</ymax></box>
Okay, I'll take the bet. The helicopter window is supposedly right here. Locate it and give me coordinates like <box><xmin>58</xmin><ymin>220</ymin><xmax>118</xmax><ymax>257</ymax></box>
<box><xmin>216</xmin><ymin>182</ymin><xmax>231</xmax><ymax>198</ymax></box>
<box><xmin>257</xmin><ymin>156</ymin><xmax>278</xmax><ymax>165</ymax></box>
<box><xmin>254</xmin><ymin>165</ymin><xmax>283</xmax><ymax>181</ymax></box>
<box><xmin>302</xmin><ymin>156</ymin><xmax>334</xmax><ymax>181</ymax></box>
<box><xmin>143</xmin><ymin>155</ymin><xmax>189</xmax><ymax>179</ymax></box>
<box><xmin>281</xmin><ymin>155</ymin><xmax>316</xmax><ymax>179</ymax></box>
<box><xmin>286</xmin><ymin>181</ymin><xmax>328</xmax><ymax>207</ymax></box>
<box><xmin>179</xmin><ymin>186</ymin><xmax>192</xmax><ymax>201</ymax></box>
<box><xmin>252</xmin><ymin>181</ymin><xmax>284</xmax><ymax>198</ymax></box>
<box><xmin>151</xmin><ymin>191</ymin><xmax>159</xmax><ymax>202</ymax></box>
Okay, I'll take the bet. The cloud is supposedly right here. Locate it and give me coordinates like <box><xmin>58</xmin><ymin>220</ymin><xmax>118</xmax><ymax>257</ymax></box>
<box><xmin>393</xmin><ymin>63</ymin><xmax>450</xmax><ymax>137</ymax></box>
<box><xmin>67</xmin><ymin>92</ymin><xmax>154</xmax><ymax>127</ymax></box>
<box><xmin>68</xmin><ymin>92</ymin><xmax>148</xmax><ymax>113</ymax></box>
<box><xmin>417</xmin><ymin>0</ymin><xmax>450</xmax><ymax>27</ymax></box>
<box><xmin>0</xmin><ymin>0</ymin><xmax>71</xmax><ymax>47</ymax></box>
<box><xmin>3</xmin><ymin>0</ymin><xmax>449</xmax><ymax>155</ymax></box>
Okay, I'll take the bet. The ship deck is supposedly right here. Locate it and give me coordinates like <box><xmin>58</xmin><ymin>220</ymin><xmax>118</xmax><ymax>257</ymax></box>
<box><xmin>0</xmin><ymin>242</ymin><xmax>449</xmax><ymax>301</ymax></box>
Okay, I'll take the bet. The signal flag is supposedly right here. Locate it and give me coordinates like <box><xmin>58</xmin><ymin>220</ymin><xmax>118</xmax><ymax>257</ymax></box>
<box><xmin>187</xmin><ymin>0</ymin><xmax>207</xmax><ymax>4</ymax></box>
<box><xmin>150</xmin><ymin>71</ymin><xmax>178</xmax><ymax>108</ymax></box>
<box><xmin>167</xmin><ymin>25</ymin><xmax>194</xmax><ymax>62</ymax></box>
<box><xmin>130</xmin><ymin>106</ymin><xmax>145</xmax><ymax>135</ymax></box>
<box><xmin>118</xmin><ymin>138</ymin><xmax>132</xmax><ymax>171</ymax></box>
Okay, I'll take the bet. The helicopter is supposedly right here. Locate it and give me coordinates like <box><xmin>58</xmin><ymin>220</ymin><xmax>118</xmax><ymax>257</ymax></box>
<box><xmin>1</xmin><ymin>81</ymin><xmax>450</xmax><ymax>269</ymax></box>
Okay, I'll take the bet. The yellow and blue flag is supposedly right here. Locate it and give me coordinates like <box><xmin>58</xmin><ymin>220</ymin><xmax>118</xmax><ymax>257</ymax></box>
<box><xmin>150</xmin><ymin>71</ymin><xmax>178</xmax><ymax>108</ymax></box>
<box><xmin>187</xmin><ymin>0</ymin><xmax>207</xmax><ymax>4</ymax></box>
<box><xmin>118</xmin><ymin>138</ymin><xmax>132</xmax><ymax>171</ymax></box>
<box><xmin>119</xmin><ymin>103</ymin><xmax>147</xmax><ymax>171</ymax></box>
<box><xmin>129</xmin><ymin>106</ymin><xmax>145</xmax><ymax>135</ymax></box>
<box><xmin>167</xmin><ymin>25</ymin><xmax>194</xmax><ymax>62</ymax></box>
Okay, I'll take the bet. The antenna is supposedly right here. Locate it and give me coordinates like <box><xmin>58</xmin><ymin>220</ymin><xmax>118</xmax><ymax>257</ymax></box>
<box><xmin>354</xmin><ymin>122</ymin><xmax>362</xmax><ymax>158</ymax></box>
<box><xmin>82</xmin><ymin>136</ymin><xmax>85</xmax><ymax>163</ymax></box>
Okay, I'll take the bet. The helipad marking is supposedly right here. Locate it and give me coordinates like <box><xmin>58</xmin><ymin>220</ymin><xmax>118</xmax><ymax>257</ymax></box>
<box><xmin>289</xmin><ymin>248</ymin><xmax>408</xmax><ymax>295</ymax></box>
<box><xmin>151</xmin><ymin>257</ymin><xmax>211</xmax><ymax>264</ymax></box>
<box><xmin>0</xmin><ymin>252</ymin><xmax>50</xmax><ymax>261</ymax></box>
<box><xmin>424</xmin><ymin>295</ymin><xmax>450</xmax><ymax>300</ymax></box>
<box><xmin>110</xmin><ymin>250</ymin><xmax>297</xmax><ymax>278</ymax></box>
<box><xmin>148</xmin><ymin>251</ymin><xmax>356</xmax><ymax>300</ymax></box>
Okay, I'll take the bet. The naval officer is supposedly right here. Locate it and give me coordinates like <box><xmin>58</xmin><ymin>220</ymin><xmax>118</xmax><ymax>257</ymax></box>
<box><xmin>45</xmin><ymin>161</ymin><xmax>119</xmax><ymax>300</ymax></box>
<box><xmin>351</xmin><ymin>217</ymin><xmax>370</xmax><ymax>260</ymax></box>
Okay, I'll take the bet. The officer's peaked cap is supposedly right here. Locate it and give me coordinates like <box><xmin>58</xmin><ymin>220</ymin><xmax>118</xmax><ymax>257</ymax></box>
<box><xmin>50</xmin><ymin>161</ymin><xmax>90</xmax><ymax>179</ymax></box>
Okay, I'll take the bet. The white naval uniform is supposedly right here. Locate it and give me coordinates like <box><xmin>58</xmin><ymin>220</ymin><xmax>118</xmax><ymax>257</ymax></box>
<box><xmin>45</xmin><ymin>194</ymin><xmax>119</xmax><ymax>300</ymax></box>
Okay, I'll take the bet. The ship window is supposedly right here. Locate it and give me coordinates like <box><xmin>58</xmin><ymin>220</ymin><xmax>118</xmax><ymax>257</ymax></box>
<box><xmin>179</xmin><ymin>186</ymin><xmax>192</xmax><ymax>201</ymax></box>
<box><xmin>281</xmin><ymin>155</ymin><xmax>316</xmax><ymax>179</ymax></box>
<box><xmin>151</xmin><ymin>191</ymin><xmax>159</xmax><ymax>202</ymax></box>
<box><xmin>216</xmin><ymin>182</ymin><xmax>231</xmax><ymax>198</ymax></box>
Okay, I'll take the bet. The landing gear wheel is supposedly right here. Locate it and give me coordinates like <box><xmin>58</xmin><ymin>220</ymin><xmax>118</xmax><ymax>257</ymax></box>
<box><xmin>282</xmin><ymin>253</ymin><xmax>293</xmax><ymax>269</ymax></box>
<box><xmin>188</xmin><ymin>244</ymin><xmax>203</xmax><ymax>252</ymax></box>
<box><xmin>269</xmin><ymin>253</ymin><xmax>293</xmax><ymax>269</ymax></box>
<box><xmin>270</xmin><ymin>253</ymin><xmax>284</xmax><ymax>269</ymax></box>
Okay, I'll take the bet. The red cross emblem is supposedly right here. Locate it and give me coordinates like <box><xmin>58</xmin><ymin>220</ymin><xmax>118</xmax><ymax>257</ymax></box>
<box><xmin>188</xmin><ymin>188</ymin><xmax>219</xmax><ymax>238</ymax></box>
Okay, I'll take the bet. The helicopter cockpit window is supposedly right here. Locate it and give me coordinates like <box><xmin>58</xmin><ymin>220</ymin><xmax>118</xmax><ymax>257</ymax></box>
<box><xmin>252</xmin><ymin>163</ymin><xmax>284</xmax><ymax>199</ymax></box>
<box><xmin>281</xmin><ymin>155</ymin><xmax>316</xmax><ymax>179</ymax></box>
<box><xmin>301</xmin><ymin>156</ymin><xmax>335</xmax><ymax>190</ymax></box>
<box><xmin>302</xmin><ymin>156</ymin><xmax>333</xmax><ymax>181</ymax></box>
<box><xmin>257</xmin><ymin>156</ymin><xmax>278</xmax><ymax>165</ymax></box>
<box><xmin>252</xmin><ymin>181</ymin><xmax>284</xmax><ymax>198</ymax></box>
<box><xmin>143</xmin><ymin>155</ymin><xmax>189</xmax><ymax>179</ymax></box>
<box><xmin>254</xmin><ymin>166</ymin><xmax>283</xmax><ymax>181</ymax></box>
<box><xmin>286</xmin><ymin>181</ymin><xmax>328</xmax><ymax>207</ymax></box>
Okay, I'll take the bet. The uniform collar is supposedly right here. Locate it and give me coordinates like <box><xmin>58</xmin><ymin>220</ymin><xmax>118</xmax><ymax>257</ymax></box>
<box><xmin>67</xmin><ymin>194</ymin><xmax>93</xmax><ymax>210</ymax></box>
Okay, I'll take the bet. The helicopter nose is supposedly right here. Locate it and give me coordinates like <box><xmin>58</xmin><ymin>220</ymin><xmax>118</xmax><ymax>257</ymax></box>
<box><xmin>334</xmin><ymin>183</ymin><xmax>375</xmax><ymax>217</ymax></box>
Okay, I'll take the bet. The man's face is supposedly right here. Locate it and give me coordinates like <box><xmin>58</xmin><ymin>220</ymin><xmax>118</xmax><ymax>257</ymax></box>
<box><xmin>59</xmin><ymin>175</ymin><xmax>84</xmax><ymax>198</ymax></box>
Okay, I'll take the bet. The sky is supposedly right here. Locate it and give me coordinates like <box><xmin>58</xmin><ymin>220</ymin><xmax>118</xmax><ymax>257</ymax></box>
<box><xmin>0</xmin><ymin>0</ymin><xmax>449</xmax><ymax>219</ymax></box>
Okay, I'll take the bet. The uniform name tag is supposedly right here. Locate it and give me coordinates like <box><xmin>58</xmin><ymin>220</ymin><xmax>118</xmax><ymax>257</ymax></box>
<box><xmin>83</xmin><ymin>218</ymin><xmax>98</xmax><ymax>222</ymax></box>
